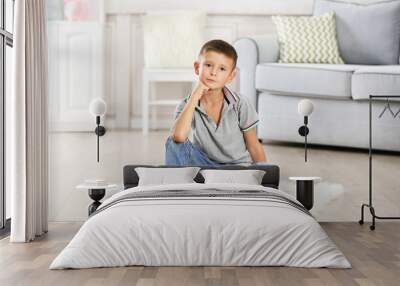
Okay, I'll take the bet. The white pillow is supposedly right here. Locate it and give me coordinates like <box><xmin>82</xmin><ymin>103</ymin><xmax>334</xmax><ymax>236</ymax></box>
<box><xmin>135</xmin><ymin>167</ymin><xmax>200</xmax><ymax>186</ymax></box>
<box><xmin>200</xmin><ymin>169</ymin><xmax>266</xmax><ymax>185</ymax></box>
<box><xmin>272</xmin><ymin>11</ymin><xmax>344</xmax><ymax>64</ymax></box>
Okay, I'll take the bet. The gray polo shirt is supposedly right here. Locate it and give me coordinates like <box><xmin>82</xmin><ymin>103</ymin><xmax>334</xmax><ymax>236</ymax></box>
<box><xmin>173</xmin><ymin>87</ymin><xmax>259</xmax><ymax>165</ymax></box>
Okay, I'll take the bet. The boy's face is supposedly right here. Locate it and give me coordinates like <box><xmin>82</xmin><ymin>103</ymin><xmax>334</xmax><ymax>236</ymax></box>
<box><xmin>194</xmin><ymin>51</ymin><xmax>236</xmax><ymax>90</ymax></box>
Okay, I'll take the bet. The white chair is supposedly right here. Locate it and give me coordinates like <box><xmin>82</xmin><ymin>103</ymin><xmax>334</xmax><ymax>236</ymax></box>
<box><xmin>142</xmin><ymin>68</ymin><xmax>196</xmax><ymax>134</ymax></box>
<box><xmin>141</xmin><ymin>10</ymin><xmax>206</xmax><ymax>134</ymax></box>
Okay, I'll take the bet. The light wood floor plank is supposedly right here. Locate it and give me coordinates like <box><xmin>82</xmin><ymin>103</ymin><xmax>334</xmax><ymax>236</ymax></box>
<box><xmin>0</xmin><ymin>222</ymin><xmax>399</xmax><ymax>286</ymax></box>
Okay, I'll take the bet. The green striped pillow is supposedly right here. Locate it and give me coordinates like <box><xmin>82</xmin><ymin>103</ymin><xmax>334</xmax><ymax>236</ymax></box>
<box><xmin>272</xmin><ymin>11</ymin><xmax>344</xmax><ymax>64</ymax></box>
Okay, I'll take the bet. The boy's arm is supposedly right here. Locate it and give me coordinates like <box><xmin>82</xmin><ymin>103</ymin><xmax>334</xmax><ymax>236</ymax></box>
<box><xmin>243</xmin><ymin>128</ymin><xmax>267</xmax><ymax>162</ymax></box>
<box><xmin>171</xmin><ymin>81</ymin><xmax>209</xmax><ymax>142</ymax></box>
<box><xmin>171</xmin><ymin>97</ymin><xmax>197</xmax><ymax>142</ymax></box>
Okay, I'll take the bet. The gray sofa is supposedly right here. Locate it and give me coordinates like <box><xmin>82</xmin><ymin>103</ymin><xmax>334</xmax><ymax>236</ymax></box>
<box><xmin>234</xmin><ymin>0</ymin><xmax>400</xmax><ymax>151</ymax></box>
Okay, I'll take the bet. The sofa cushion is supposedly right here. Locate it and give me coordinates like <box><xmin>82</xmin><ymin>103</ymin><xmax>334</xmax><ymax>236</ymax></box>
<box><xmin>352</xmin><ymin>66</ymin><xmax>400</xmax><ymax>100</ymax></box>
<box><xmin>255</xmin><ymin>63</ymin><xmax>360</xmax><ymax>99</ymax></box>
<box><xmin>314</xmin><ymin>0</ymin><xmax>400</xmax><ymax>65</ymax></box>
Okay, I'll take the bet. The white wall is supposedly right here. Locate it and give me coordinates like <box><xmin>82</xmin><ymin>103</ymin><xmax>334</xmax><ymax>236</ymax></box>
<box><xmin>105</xmin><ymin>0</ymin><xmax>313</xmax><ymax>15</ymax></box>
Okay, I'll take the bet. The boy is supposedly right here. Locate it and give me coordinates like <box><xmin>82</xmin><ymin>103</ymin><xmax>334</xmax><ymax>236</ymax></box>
<box><xmin>165</xmin><ymin>39</ymin><xmax>267</xmax><ymax>166</ymax></box>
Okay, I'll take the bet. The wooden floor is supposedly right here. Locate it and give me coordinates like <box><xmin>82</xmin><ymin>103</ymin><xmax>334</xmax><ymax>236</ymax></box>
<box><xmin>0</xmin><ymin>222</ymin><xmax>399</xmax><ymax>286</ymax></box>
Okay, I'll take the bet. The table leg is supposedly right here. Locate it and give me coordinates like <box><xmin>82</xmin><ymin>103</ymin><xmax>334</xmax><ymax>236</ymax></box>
<box><xmin>150</xmin><ymin>82</ymin><xmax>157</xmax><ymax>130</ymax></box>
<box><xmin>88</xmin><ymin>189</ymin><xmax>105</xmax><ymax>216</ymax></box>
<box><xmin>296</xmin><ymin>180</ymin><xmax>314</xmax><ymax>210</ymax></box>
<box><xmin>142</xmin><ymin>72</ymin><xmax>149</xmax><ymax>135</ymax></box>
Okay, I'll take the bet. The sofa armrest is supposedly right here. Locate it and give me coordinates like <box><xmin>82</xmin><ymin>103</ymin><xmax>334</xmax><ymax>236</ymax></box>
<box><xmin>252</xmin><ymin>34</ymin><xmax>280</xmax><ymax>63</ymax></box>
<box><xmin>234</xmin><ymin>34</ymin><xmax>279</xmax><ymax>109</ymax></box>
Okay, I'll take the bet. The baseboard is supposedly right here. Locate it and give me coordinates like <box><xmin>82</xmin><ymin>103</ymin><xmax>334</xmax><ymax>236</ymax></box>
<box><xmin>0</xmin><ymin>218</ymin><xmax>11</xmax><ymax>239</ymax></box>
<box><xmin>49</xmin><ymin>117</ymin><xmax>174</xmax><ymax>132</ymax></box>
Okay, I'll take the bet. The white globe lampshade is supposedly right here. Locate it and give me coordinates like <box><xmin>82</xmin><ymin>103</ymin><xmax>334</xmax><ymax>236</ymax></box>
<box><xmin>298</xmin><ymin>99</ymin><xmax>314</xmax><ymax>116</ymax></box>
<box><xmin>89</xmin><ymin>98</ymin><xmax>107</xmax><ymax>116</ymax></box>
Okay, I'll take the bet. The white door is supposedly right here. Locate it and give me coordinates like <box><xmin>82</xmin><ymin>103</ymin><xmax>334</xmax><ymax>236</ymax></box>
<box><xmin>48</xmin><ymin>21</ymin><xmax>105</xmax><ymax>131</ymax></box>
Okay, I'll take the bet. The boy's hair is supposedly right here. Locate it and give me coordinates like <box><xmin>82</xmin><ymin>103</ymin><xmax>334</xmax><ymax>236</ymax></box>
<box><xmin>199</xmin><ymin>39</ymin><xmax>238</xmax><ymax>69</ymax></box>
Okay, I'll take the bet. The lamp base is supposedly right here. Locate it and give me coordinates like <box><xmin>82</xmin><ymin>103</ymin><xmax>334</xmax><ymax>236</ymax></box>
<box><xmin>95</xmin><ymin>126</ymin><xmax>106</xmax><ymax>136</ymax></box>
<box><xmin>298</xmin><ymin>126</ymin><xmax>309</xmax><ymax>136</ymax></box>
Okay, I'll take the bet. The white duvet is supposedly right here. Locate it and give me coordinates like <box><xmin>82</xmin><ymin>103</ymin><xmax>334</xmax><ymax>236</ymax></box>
<box><xmin>50</xmin><ymin>183</ymin><xmax>351</xmax><ymax>269</ymax></box>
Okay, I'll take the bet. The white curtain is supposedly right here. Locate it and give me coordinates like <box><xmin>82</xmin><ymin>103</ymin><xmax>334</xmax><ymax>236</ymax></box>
<box><xmin>9</xmin><ymin>0</ymin><xmax>48</xmax><ymax>242</ymax></box>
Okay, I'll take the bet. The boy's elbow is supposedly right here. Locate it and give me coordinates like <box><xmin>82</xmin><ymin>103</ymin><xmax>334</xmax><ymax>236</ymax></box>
<box><xmin>171</xmin><ymin>132</ymin><xmax>187</xmax><ymax>143</ymax></box>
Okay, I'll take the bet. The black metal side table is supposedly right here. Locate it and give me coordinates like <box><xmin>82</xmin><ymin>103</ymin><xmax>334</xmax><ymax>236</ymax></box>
<box><xmin>289</xmin><ymin>177</ymin><xmax>321</xmax><ymax>210</ymax></box>
<box><xmin>76</xmin><ymin>182</ymin><xmax>117</xmax><ymax>216</ymax></box>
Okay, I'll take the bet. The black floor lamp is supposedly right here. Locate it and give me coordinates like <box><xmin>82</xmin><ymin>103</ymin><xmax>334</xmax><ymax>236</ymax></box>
<box><xmin>297</xmin><ymin>99</ymin><xmax>314</xmax><ymax>162</ymax></box>
<box><xmin>89</xmin><ymin>98</ymin><xmax>107</xmax><ymax>162</ymax></box>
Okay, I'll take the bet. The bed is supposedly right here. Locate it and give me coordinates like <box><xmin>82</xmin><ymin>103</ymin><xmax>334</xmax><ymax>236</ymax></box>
<box><xmin>50</xmin><ymin>164</ymin><xmax>350</xmax><ymax>269</ymax></box>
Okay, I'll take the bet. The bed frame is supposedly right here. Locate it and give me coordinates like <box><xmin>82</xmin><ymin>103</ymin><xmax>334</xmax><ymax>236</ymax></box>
<box><xmin>123</xmin><ymin>164</ymin><xmax>280</xmax><ymax>189</ymax></box>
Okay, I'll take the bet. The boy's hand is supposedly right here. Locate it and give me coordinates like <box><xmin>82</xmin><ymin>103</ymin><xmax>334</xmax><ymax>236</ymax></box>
<box><xmin>190</xmin><ymin>80</ymin><xmax>211</xmax><ymax>102</ymax></box>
